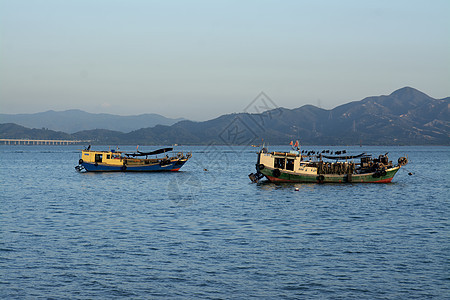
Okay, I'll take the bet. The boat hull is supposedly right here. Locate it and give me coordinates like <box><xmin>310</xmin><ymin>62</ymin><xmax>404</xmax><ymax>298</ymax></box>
<box><xmin>260</xmin><ymin>166</ymin><xmax>400</xmax><ymax>183</ymax></box>
<box><xmin>81</xmin><ymin>160</ymin><xmax>187</xmax><ymax>172</ymax></box>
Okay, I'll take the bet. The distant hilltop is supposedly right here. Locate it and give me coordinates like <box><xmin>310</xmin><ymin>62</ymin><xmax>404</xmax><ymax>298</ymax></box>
<box><xmin>0</xmin><ymin>109</ymin><xmax>185</xmax><ymax>133</ymax></box>
<box><xmin>1</xmin><ymin>87</ymin><xmax>449</xmax><ymax>145</ymax></box>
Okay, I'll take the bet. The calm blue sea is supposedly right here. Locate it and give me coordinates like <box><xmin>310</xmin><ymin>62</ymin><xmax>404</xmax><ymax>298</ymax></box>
<box><xmin>1</xmin><ymin>145</ymin><xmax>449</xmax><ymax>299</ymax></box>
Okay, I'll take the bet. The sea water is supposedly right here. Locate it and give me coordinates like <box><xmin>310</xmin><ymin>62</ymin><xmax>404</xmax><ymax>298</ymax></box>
<box><xmin>0</xmin><ymin>145</ymin><xmax>449</xmax><ymax>299</ymax></box>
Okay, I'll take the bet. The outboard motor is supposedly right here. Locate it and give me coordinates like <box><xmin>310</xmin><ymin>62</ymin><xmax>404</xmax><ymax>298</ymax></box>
<box><xmin>249</xmin><ymin>163</ymin><xmax>265</xmax><ymax>183</ymax></box>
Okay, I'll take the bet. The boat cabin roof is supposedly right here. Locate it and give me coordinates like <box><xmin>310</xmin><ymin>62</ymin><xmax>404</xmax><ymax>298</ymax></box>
<box><xmin>272</xmin><ymin>151</ymin><xmax>300</xmax><ymax>157</ymax></box>
<box><xmin>267</xmin><ymin>150</ymin><xmax>371</xmax><ymax>162</ymax></box>
<box><xmin>82</xmin><ymin>149</ymin><xmax>123</xmax><ymax>155</ymax></box>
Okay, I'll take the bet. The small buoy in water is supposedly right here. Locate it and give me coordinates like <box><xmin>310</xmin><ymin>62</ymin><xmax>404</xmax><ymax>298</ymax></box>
<box><xmin>408</xmin><ymin>172</ymin><xmax>413</xmax><ymax>176</ymax></box>
<box><xmin>203</xmin><ymin>168</ymin><xmax>208</xmax><ymax>171</ymax></box>
<box><xmin>295</xmin><ymin>188</ymin><xmax>299</xmax><ymax>191</ymax></box>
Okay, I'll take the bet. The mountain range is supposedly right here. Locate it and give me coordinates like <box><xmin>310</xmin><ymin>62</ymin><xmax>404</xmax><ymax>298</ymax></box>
<box><xmin>0</xmin><ymin>110</ymin><xmax>184</xmax><ymax>133</ymax></box>
<box><xmin>1</xmin><ymin>87</ymin><xmax>449</xmax><ymax>145</ymax></box>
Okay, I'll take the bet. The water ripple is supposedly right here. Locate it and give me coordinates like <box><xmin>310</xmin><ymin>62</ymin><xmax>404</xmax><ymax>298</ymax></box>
<box><xmin>0</xmin><ymin>145</ymin><xmax>449</xmax><ymax>299</ymax></box>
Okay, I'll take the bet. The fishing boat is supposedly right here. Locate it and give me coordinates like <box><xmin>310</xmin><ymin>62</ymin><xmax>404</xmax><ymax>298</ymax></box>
<box><xmin>249</xmin><ymin>145</ymin><xmax>408</xmax><ymax>183</ymax></box>
<box><xmin>75</xmin><ymin>146</ymin><xmax>191</xmax><ymax>172</ymax></box>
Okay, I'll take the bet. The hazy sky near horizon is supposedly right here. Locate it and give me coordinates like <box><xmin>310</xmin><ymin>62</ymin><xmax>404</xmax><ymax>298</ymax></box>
<box><xmin>1</xmin><ymin>0</ymin><xmax>449</xmax><ymax>121</ymax></box>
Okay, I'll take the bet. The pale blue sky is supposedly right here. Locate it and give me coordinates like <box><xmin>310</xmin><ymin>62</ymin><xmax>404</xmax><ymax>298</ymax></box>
<box><xmin>1</xmin><ymin>0</ymin><xmax>449</xmax><ymax>120</ymax></box>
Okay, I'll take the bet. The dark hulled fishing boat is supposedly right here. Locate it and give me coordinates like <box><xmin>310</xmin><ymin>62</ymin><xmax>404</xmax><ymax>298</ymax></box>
<box><xmin>249</xmin><ymin>146</ymin><xmax>408</xmax><ymax>184</ymax></box>
<box><xmin>75</xmin><ymin>146</ymin><xmax>191</xmax><ymax>172</ymax></box>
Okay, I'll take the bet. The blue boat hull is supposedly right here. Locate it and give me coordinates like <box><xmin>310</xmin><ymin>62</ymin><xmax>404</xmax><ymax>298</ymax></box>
<box><xmin>81</xmin><ymin>160</ymin><xmax>186</xmax><ymax>172</ymax></box>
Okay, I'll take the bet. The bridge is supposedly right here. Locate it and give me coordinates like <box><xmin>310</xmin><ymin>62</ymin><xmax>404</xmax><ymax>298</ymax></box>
<box><xmin>0</xmin><ymin>139</ymin><xmax>86</xmax><ymax>145</ymax></box>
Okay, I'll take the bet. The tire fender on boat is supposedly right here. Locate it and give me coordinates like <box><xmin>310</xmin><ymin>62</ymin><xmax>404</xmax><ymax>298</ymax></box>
<box><xmin>273</xmin><ymin>169</ymin><xmax>281</xmax><ymax>177</ymax></box>
<box><xmin>347</xmin><ymin>173</ymin><xmax>352</xmax><ymax>183</ymax></box>
<box><xmin>258</xmin><ymin>164</ymin><xmax>265</xmax><ymax>170</ymax></box>
<box><xmin>79</xmin><ymin>159</ymin><xmax>83</xmax><ymax>164</ymax></box>
<box><xmin>398</xmin><ymin>157</ymin><xmax>408</xmax><ymax>166</ymax></box>
<box><xmin>317</xmin><ymin>175</ymin><xmax>325</xmax><ymax>183</ymax></box>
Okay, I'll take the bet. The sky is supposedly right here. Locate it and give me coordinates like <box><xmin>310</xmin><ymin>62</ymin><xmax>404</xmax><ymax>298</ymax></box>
<box><xmin>0</xmin><ymin>0</ymin><xmax>449</xmax><ymax>121</ymax></box>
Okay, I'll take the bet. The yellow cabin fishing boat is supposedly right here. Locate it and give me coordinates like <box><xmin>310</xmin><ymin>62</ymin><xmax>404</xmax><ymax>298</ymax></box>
<box><xmin>75</xmin><ymin>146</ymin><xmax>191</xmax><ymax>172</ymax></box>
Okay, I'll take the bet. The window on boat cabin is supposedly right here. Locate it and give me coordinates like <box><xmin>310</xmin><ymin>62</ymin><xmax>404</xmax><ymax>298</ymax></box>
<box><xmin>95</xmin><ymin>154</ymin><xmax>103</xmax><ymax>163</ymax></box>
<box><xmin>107</xmin><ymin>154</ymin><xmax>111</xmax><ymax>159</ymax></box>
<box><xmin>286</xmin><ymin>159</ymin><xmax>295</xmax><ymax>171</ymax></box>
<box><xmin>274</xmin><ymin>157</ymin><xmax>285</xmax><ymax>169</ymax></box>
